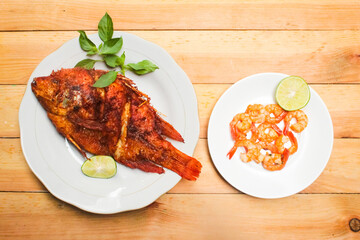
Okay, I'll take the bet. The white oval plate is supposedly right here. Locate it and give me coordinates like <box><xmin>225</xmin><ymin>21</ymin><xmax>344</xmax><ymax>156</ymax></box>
<box><xmin>19</xmin><ymin>32</ymin><xmax>199</xmax><ymax>213</ymax></box>
<box><xmin>208</xmin><ymin>73</ymin><xmax>333</xmax><ymax>199</ymax></box>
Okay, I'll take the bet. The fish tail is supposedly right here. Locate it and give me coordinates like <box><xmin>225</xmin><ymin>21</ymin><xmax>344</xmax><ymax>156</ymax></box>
<box><xmin>159</xmin><ymin>144</ymin><xmax>202</xmax><ymax>181</ymax></box>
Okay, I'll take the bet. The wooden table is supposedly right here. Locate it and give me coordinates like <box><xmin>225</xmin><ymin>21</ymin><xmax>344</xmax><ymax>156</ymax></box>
<box><xmin>1</xmin><ymin>0</ymin><xmax>360</xmax><ymax>239</ymax></box>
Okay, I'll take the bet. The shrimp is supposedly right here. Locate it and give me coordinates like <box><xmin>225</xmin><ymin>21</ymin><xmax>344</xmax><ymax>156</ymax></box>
<box><xmin>262</xmin><ymin>149</ymin><xmax>290</xmax><ymax>171</ymax></box>
<box><xmin>227</xmin><ymin>103</ymin><xmax>304</xmax><ymax>171</ymax></box>
<box><xmin>250</xmin><ymin>123</ymin><xmax>258</xmax><ymax>142</ymax></box>
<box><xmin>227</xmin><ymin>140</ymin><xmax>261</xmax><ymax>163</ymax></box>
<box><xmin>245</xmin><ymin>104</ymin><xmax>268</xmax><ymax>123</ymax></box>
<box><xmin>257</xmin><ymin>123</ymin><xmax>282</xmax><ymax>143</ymax></box>
<box><xmin>230</xmin><ymin>113</ymin><xmax>252</xmax><ymax>140</ymax></box>
<box><xmin>259</xmin><ymin>141</ymin><xmax>278</xmax><ymax>153</ymax></box>
<box><xmin>284</xmin><ymin>110</ymin><xmax>308</xmax><ymax>134</ymax></box>
<box><xmin>275</xmin><ymin>135</ymin><xmax>290</xmax><ymax>154</ymax></box>
<box><xmin>265</xmin><ymin>104</ymin><xmax>287</xmax><ymax>124</ymax></box>
<box><xmin>275</xmin><ymin>132</ymin><xmax>298</xmax><ymax>155</ymax></box>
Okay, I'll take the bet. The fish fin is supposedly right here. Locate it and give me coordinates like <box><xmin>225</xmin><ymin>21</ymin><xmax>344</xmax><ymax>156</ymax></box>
<box><xmin>67</xmin><ymin>134</ymin><xmax>88</xmax><ymax>159</ymax></box>
<box><xmin>121</xmin><ymin>159</ymin><xmax>165</xmax><ymax>174</ymax></box>
<box><xmin>67</xmin><ymin>114</ymin><xmax>106</xmax><ymax>131</ymax></box>
<box><xmin>155</xmin><ymin>115</ymin><xmax>184</xmax><ymax>142</ymax></box>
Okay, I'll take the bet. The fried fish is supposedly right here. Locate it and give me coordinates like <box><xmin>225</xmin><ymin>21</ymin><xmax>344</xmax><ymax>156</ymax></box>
<box><xmin>31</xmin><ymin>68</ymin><xmax>201</xmax><ymax>180</ymax></box>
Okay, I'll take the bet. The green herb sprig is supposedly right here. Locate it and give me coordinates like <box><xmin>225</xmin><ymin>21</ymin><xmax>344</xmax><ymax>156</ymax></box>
<box><xmin>75</xmin><ymin>12</ymin><xmax>159</xmax><ymax>87</ymax></box>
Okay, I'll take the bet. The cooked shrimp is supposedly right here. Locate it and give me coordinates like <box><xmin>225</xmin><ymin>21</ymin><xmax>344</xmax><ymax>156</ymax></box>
<box><xmin>227</xmin><ymin>103</ymin><xmax>306</xmax><ymax>171</ymax></box>
<box><xmin>250</xmin><ymin>123</ymin><xmax>258</xmax><ymax>142</ymax></box>
<box><xmin>275</xmin><ymin>135</ymin><xmax>289</xmax><ymax>154</ymax></box>
<box><xmin>265</xmin><ymin>104</ymin><xmax>287</xmax><ymax>124</ymax></box>
<box><xmin>274</xmin><ymin>131</ymin><xmax>298</xmax><ymax>155</ymax></box>
<box><xmin>230</xmin><ymin>113</ymin><xmax>252</xmax><ymax>140</ymax></box>
<box><xmin>239</xmin><ymin>140</ymin><xmax>262</xmax><ymax>163</ymax></box>
<box><xmin>257</xmin><ymin>123</ymin><xmax>281</xmax><ymax>143</ymax></box>
<box><xmin>227</xmin><ymin>140</ymin><xmax>261</xmax><ymax>163</ymax></box>
<box><xmin>259</xmin><ymin>141</ymin><xmax>278</xmax><ymax>153</ymax></box>
<box><xmin>262</xmin><ymin>149</ymin><xmax>290</xmax><ymax>171</ymax></box>
<box><xmin>287</xmin><ymin>131</ymin><xmax>298</xmax><ymax>155</ymax></box>
<box><xmin>245</xmin><ymin>104</ymin><xmax>268</xmax><ymax>123</ymax></box>
<box><xmin>227</xmin><ymin>140</ymin><xmax>242</xmax><ymax>160</ymax></box>
<box><xmin>284</xmin><ymin>110</ymin><xmax>308</xmax><ymax>133</ymax></box>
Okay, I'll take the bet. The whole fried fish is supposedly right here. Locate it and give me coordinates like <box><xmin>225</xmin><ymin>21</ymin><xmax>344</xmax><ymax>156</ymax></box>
<box><xmin>31</xmin><ymin>68</ymin><xmax>201</xmax><ymax>180</ymax></box>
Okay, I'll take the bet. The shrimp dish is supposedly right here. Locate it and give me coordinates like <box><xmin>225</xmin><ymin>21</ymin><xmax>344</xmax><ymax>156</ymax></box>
<box><xmin>227</xmin><ymin>104</ymin><xmax>308</xmax><ymax>171</ymax></box>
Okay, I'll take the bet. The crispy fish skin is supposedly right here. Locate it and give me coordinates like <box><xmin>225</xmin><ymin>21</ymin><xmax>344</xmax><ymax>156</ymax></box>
<box><xmin>31</xmin><ymin>68</ymin><xmax>201</xmax><ymax>180</ymax></box>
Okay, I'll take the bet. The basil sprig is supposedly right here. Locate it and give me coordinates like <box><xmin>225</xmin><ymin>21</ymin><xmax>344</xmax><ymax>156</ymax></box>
<box><xmin>75</xmin><ymin>12</ymin><xmax>159</xmax><ymax>86</ymax></box>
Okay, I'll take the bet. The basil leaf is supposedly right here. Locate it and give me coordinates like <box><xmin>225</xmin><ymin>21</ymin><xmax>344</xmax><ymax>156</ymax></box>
<box><xmin>78</xmin><ymin>31</ymin><xmax>97</xmax><ymax>52</ymax></box>
<box><xmin>87</xmin><ymin>49</ymin><xmax>98</xmax><ymax>56</ymax></box>
<box><xmin>99</xmin><ymin>37</ymin><xmax>123</xmax><ymax>55</ymax></box>
<box><xmin>103</xmin><ymin>52</ymin><xmax>126</xmax><ymax>68</ymax></box>
<box><xmin>118</xmin><ymin>52</ymin><xmax>126</xmax><ymax>75</ymax></box>
<box><xmin>126</xmin><ymin>60</ymin><xmax>159</xmax><ymax>75</ymax></box>
<box><xmin>92</xmin><ymin>71</ymin><xmax>117</xmax><ymax>88</ymax></box>
<box><xmin>103</xmin><ymin>55</ymin><xmax>119</xmax><ymax>68</ymax></box>
<box><xmin>98</xmin><ymin>12</ymin><xmax>113</xmax><ymax>42</ymax></box>
<box><xmin>118</xmin><ymin>52</ymin><xmax>126</xmax><ymax>67</ymax></box>
<box><xmin>75</xmin><ymin>59</ymin><xmax>100</xmax><ymax>70</ymax></box>
<box><xmin>127</xmin><ymin>60</ymin><xmax>157</xmax><ymax>71</ymax></box>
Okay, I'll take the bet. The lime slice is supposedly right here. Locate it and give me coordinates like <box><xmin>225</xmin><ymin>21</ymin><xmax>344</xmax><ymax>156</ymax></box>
<box><xmin>81</xmin><ymin>155</ymin><xmax>117</xmax><ymax>179</ymax></box>
<box><xmin>275</xmin><ymin>76</ymin><xmax>310</xmax><ymax>111</ymax></box>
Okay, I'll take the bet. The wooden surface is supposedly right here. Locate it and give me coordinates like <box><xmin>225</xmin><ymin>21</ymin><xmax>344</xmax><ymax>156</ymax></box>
<box><xmin>0</xmin><ymin>0</ymin><xmax>359</xmax><ymax>239</ymax></box>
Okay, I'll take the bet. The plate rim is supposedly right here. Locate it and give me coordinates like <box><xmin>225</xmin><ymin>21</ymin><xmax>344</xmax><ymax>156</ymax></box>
<box><xmin>19</xmin><ymin>31</ymin><xmax>200</xmax><ymax>213</ymax></box>
<box><xmin>207</xmin><ymin>72</ymin><xmax>334</xmax><ymax>199</ymax></box>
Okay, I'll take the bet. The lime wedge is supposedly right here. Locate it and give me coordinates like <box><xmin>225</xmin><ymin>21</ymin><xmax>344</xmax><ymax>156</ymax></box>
<box><xmin>81</xmin><ymin>155</ymin><xmax>117</xmax><ymax>179</ymax></box>
<box><xmin>275</xmin><ymin>76</ymin><xmax>310</xmax><ymax>111</ymax></box>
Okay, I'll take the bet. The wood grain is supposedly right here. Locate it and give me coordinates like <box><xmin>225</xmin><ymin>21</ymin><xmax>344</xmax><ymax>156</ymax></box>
<box><xmin>1</xmin><ymin>0</ymin><xmax>360</xmax><ymax>31</ymax></box>
<box><xmin>2</xmin><ymin>31</ymin><xmax>360</xmax><ymax>85</ymax></box>
<box><xmin>2</xmin><ymin>84</ymin><xmax>360</xmax><ymax>138</ymax></box>
<box><xmin>0</xmin><ymin>85</ymin><xmax>24</xmax><ymax>137</ymax></box>
<box><xmin>1</xmin><ymin>137</ymin><xmax>359</xmax><ymax>194</ymax></box>
<box><xmin>0</xmin><ymin>138</ymin><xmax>45</xmax><ymax>192</ymax></box>
<box><xmin>0</xmin><ymin>192</ymin><xmax>359</xmax><ymax>239</ymax></box>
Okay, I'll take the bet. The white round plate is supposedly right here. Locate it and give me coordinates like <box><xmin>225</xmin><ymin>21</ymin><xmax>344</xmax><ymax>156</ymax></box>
<box><xmin>208</xmin><ymin>73</ymin><xmax>333</xmax><ymax>199</ymax></box>
<box><xmin>19</xmin><ymin>32</ymin><xmax>199</xmax><ymax>213</ymax></box>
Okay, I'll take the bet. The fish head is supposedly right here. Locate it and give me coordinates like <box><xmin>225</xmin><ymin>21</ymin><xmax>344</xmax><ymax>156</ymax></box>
<box><xmin>31</xmin><ymin>74</ymin><xmax>66</xmax><ymax>114</ymax></box>
<box><xmin>31</xmin><ymin>68</ymin><xmax>104</xmax><ymax>117</ymax></box>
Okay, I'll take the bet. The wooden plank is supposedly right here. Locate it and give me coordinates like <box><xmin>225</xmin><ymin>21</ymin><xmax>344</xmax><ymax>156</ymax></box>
<box><xmin>1</xmin><ymin>0</ymin><xmax>360</xmax><ymax>30</ymax></box>
<box><xmin>0</xmin><ymin>86</ymin><xmax>24</xmax><ymax>137</ymax></box>
<box><xmin>2</xmin><ymin>31</ymin><xmax>360</xmax><ymax>85</ymax></box>
<box><xmin>0</xmin><ymin>138</ymin><xmax>45</xmax><ymax>192</ymax></box>
<box><xmin>1</xmin><ymin>138</ymin><xmax>360</xmax><ymax>194</ymax></box>
<box><xmin>1</xmin><ymin>84</ymin><xmax>360</xmax><ymax>138</ymax></box>
<box><xmin>0</xmin><ymin>193</ymin><xmax>359</xmax><ymax>239</ymax></box>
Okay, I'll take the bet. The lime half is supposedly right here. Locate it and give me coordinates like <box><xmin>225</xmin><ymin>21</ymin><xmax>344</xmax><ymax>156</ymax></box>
<box><xmin>275</xmin><ymin>76</ymin><xmax>310</xmax><ymax>111</ymax></box>
<box><xmin>81</xmin><ymin>155</ymin><xmax>117</xmax><ymax>179</ymax></box>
